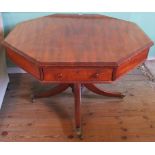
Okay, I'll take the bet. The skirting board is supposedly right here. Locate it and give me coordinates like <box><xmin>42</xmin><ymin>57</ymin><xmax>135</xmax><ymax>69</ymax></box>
<box><xmin>7</xmin><ymin>67</ymin><xmax>26</xmax><ymax>74</ymax></box>
<box><xmin>0</xmin><ymin>77</ymin><xmax>9</xmax><ymax>109</ymax></box>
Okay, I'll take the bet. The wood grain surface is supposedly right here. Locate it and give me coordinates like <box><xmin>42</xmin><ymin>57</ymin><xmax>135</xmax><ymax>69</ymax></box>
<box><xmin>2</xmin><ymin>14</ymin><xmax>153</xmax><ymax>66</ymax></box>
<box><xmin>2</xmin><ymin>14</ymin><xmax>154</xmax><ymax>83</ymax></box>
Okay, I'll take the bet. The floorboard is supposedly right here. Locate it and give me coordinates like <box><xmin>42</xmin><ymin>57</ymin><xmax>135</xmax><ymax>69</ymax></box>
<box><xmin>0</xmin><ymin>68</ymin><xmax>155</xmax><ymax>141</ymax></box>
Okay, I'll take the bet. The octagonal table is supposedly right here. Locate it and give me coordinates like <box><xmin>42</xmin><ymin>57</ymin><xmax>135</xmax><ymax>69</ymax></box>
<box><xmin>2</xmin><ymin>14</ymin><xmax>154</xmax><ymax>136</ymax></box>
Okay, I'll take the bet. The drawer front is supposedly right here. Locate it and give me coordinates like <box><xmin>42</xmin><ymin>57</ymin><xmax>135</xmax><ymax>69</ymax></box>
<box><xmin>43</xmin><ymin>67</ymin><xmax>113</xmax><ymax>82</ymax></box>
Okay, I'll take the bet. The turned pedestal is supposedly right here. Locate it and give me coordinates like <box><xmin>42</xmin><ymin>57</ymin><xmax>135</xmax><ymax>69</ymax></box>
<box><xmin>33</xmin><ymin>83</ymin><xmax>125</xmax><ymax>136</ymax></box>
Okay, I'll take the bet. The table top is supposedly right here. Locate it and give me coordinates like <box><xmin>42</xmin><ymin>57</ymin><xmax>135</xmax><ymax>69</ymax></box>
<box><xmin>3</xmin><ymin>14</ymin><xmax>153</xmax><ymax>67</ymax></box>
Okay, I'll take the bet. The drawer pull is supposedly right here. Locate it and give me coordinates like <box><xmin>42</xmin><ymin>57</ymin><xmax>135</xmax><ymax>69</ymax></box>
<box><xmin>57</xmin><ymin>73</ymin><xmax>63</xmax><ymax>79</ymax></box>
<box><xmin>91</xmin><ymin>72</ymin><xmax>101</xmax><ymax>79</ymax></box>
<box><xmin>95</xmin><ymin>73</ymin><xmax>100</xmax><ymax>78</ymax></box>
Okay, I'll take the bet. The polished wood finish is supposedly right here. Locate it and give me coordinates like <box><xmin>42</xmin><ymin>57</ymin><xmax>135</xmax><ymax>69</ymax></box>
<box><xmin>73</xmin><ymin>83</ymin><xmax>81</xmax><ymax>136</ymax></box>
<box><xmin>43</xmin><ymin>67</ymin><xmax>113</xmax><ymax>83</ymax></box>
<box><xmin>33</xmin><ymin>84</ymin><xmax>69</xmax><ymax>99</ymax></box>
<box><xmin>84</xmin><ymin>84</ymin><xmax>125</xmax><ymax>98</ymax></box>
<box><xmin>6</xmin><ymin>48</ymin><xmax>41</xmax><ymax>79</ymax></box>
<box><xmin>2</xmin><ymin>14</ymin><xmax>153</xmax><ymax>67</ymax></box>
<box><xmin>114</xmin><ymin>48</ymin><xmax>150</xmax><ymax>79</ymax></box>
<box><xmin>2</xmin><ymin>14</ymin><xmax>154</xmax><ymax>135</ymax></box>
<box><xmin>2</xmin><ymin>14</ymin><xmax>153</xmax><ymax>84</ymax></box>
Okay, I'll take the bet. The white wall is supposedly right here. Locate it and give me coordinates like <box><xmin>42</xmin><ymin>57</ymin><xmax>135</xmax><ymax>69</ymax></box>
<box><xmin>0</xmin><ymin>13</ymin><xmax>9</xmax><ymax>109</ymax></box>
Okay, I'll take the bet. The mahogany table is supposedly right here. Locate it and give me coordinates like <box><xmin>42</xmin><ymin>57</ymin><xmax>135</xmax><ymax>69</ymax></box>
<box><xmin>2</xmin><ymin>14</ymin><xmax>154</xmax><ymax>136</ymax></box>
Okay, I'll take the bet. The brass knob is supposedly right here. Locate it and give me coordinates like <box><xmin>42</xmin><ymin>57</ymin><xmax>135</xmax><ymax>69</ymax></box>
<box><xmin>57</xmin><ymin>73</ymin><xmax>63</xmax><ymax>79</ymax></box>
<box><xmin>91</xmin><ymin>72</ymin><xmax>100</xmax><ymax>79</ymax></box>
<box><xmin>95</xmin><ymin>73</ymin><xmax>100</xmax><ymax>78</ymax></box>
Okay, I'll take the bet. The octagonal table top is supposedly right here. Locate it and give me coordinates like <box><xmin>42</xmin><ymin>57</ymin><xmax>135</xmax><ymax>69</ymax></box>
<box><xmin>2</xmin><ymin>14</ymin><xmax>155</xmax><ymax>135</ymax></box>
<box><xmin>2</xmin><ymin>14</ymin><xmax>154</xmax><ymax>67</ymax></box>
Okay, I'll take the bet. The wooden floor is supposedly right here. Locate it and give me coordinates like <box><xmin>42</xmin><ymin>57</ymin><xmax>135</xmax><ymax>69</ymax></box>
<box><xmin>0</xmin><ymin>68</ymin><xmax>155</xmax><ymax>142</ymax></box>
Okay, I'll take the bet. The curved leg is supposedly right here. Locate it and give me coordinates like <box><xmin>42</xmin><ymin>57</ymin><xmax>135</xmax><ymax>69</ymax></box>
<box><xmin>33</xmin><ymin>84</ymin><xmax>69</xmax><ymax>99</ymax></box>
<box><xmin>73</xmin><ymin>83</ymin><xmax>82</xmax><ymax>136</ymax></box>
<box><xmin>84</xmin><ymin>84</ymin><xmax>125</xmax><ymax>98</ymax></box>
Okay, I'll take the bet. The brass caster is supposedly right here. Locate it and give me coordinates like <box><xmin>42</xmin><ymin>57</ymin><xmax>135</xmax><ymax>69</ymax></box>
<box><xmin>75</xmin><ymin>127</ymin><xmax>83</xmax><ymax>139</ymax></box>
<box><xmin>120</xmin><ymin>94</ymin><xmax>125</xmax><ymax>98</ymax></box>
<box><xmin>31</xmin><ymin>95</ymin><xmax>35</xmax><ymax>103</ymax></box>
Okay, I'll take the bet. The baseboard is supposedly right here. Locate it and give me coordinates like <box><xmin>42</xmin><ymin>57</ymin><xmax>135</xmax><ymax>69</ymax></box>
<box><xmin>0</xmin><ymin>77</ymin><xmax>9</xmax><ymax>109</ymax></box>
<box><xmin>7</xmin><ymin>67</ymin><xmax>26</xmax><ymax>74</ymax></box>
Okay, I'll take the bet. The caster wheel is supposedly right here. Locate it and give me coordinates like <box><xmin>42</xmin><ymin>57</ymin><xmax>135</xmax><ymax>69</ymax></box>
<box><xmin>75</xmin><ymin>128</ymin><xmax>83</xmax><ymax>139</ymax></box>
<box><xmin>31</xmin><ymin>95</ymin><xmax>35</xmax><ymax>103</ymax></box>
<box><xmin>120</xmin><ymin>94</ymin><xmax>125</xmax><ymax>98</ymax></box>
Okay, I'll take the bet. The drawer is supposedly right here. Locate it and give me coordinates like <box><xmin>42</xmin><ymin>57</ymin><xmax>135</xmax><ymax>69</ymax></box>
<box><xmin>43</xmin><ymin>67</ymin><xmax>113</xmax><ymax>82</ymax></box>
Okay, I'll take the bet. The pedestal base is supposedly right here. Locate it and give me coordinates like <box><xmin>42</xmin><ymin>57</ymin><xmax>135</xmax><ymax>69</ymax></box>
<box><xmin>32</xmin><ymin>83</ymin><xmax>125</xmax><ymax>136</ymax></box>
